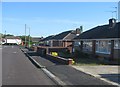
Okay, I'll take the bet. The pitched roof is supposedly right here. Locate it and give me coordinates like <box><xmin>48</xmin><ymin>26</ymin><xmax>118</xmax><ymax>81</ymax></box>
<box><xmin>41</xmin><ymin>35</ymin><xmax>55</xmax><ymax>41</ymax></box>
<box><xmin>74</xmin><ymin>22</ymin><xmax>120</xmax><ymax>40</ymax></box>
<box><xmin>51</xmin><ymin>30</ymin><xmax>78</xmax><ymax>40</ymax></box>
<box><xmin>32</xmin><ymin>37</ymin><xmax>43</xmax><ymax>42</ymax></box>
<box><xmin>52</xmin><ymin>30</ymin><xmax>72</xmax><ymax>40</ymax></box>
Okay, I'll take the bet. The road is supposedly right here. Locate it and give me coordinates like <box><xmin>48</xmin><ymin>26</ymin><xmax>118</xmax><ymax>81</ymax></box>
<box><xmin>2</xmin><ymin>46</ymin><xmax>56</xmax><ymax>85</ymax></box>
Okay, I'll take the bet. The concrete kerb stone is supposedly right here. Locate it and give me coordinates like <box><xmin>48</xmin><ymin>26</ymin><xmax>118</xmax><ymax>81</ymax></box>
<box><xmin>42</xmin><ymin>68</ymin><xmax>67</xmax><ymax>86</ymax></box>
<box><xmin>23</xmin><ymin>50</ymin><xmax>45</xmax><ymax>68</ymax></box>
<box><xmin>20</xmin><ymin>48</ymin><xmax>67</xmax><ymax>86</ymax></box>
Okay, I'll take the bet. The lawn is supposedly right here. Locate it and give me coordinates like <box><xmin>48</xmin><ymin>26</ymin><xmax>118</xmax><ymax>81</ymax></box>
<box><xmin>58</xmin><ymin>51</ymin><xmax>103</xmax><ymax>65</ymax></box>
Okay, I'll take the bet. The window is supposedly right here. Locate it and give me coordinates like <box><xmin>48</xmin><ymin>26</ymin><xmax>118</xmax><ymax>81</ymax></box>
<box><xmin>83</xmin><ymin>41</ymin><xmax>92</xmax><ymax>52</ymax></box>
<box><xmin>114</xmin><ymin>40</ymin><xmax>120</xmax><ymax>49</ymax></box>
<box><xmin>74</xmin><ymin>41</ymin><xmax>81</xmax><ymax>46</ymax></box>
<box><xmin>96</xmin><ymin>40</ymin><xmax>111</xmax><ymax>54</ymax></box>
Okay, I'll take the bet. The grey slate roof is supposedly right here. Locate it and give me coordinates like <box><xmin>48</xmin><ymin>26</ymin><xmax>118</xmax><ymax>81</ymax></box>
<box><xmin>32</xmin><ymin>37</ymin><xmax>43</xmax><ymax>42</ymax></box>
<box><xmin>52</xmin><ymin>31</ymin><xmax>72</xmax><ymax>40</ymax></box>
<box><xmin>74</xmin><ymin>22</ymin><xmax>120</xmax><ymax>39</ymax></box>
<box><xmin>51</xmin><ymin>30</ymin><xmax>77</xmax><ymax>40</ymax></box>
<box><xmin>41</xmin><ymin>35</ymin><xmax>55</xmax><ymax>41</ymax></box>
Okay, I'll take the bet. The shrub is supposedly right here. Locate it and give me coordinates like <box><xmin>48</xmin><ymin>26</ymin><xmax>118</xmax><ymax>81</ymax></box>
<box><xmin>73</xmin><ymin>50</ymin><xmax>89</xmax><ymax>59</ymax></box>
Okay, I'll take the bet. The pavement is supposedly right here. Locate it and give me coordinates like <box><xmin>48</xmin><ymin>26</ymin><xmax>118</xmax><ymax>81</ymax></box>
<box><xmin>72</xmin><ymin>65</ymin><xmax>120</xmax><ymax>86</ymax></box>
<box><xmin>23</xmin><ymin>49</ymin><xmax>117</xmax><ymax>86</ymax></box>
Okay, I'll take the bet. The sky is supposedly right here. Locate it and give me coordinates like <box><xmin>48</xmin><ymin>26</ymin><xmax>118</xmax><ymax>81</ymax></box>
<box><xmin>2</xmin><ymin>2</ymin><xmax>119</xmax><ymax>37</ymax></box>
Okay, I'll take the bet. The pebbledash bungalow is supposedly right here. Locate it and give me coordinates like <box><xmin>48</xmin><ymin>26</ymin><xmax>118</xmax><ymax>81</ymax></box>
<box><xmin>73</xmin><ymin>18</ymin><xmax>120</xmax><ymax>60</ymax></box>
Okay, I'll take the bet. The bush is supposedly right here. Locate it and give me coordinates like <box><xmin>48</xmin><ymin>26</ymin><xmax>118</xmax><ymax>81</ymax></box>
<box><xmin>73</xmin><ymin>50</ymin><xmax>89</xmax><ymax>59</ymax></box>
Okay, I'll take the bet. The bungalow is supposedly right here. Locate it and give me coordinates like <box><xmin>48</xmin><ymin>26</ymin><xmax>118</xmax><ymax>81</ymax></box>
<box><xmin>73</xmin><ymin>18</ymin><xmax>120</xmax><ymax>60</ymax></box>
<box><xmin>46</xmin><ymin>29</ymin><xmax>81</xmax><ymax>47</ymax></box>
<box><xmin>32</xmin><ymin>37</ymin><xmax>43</xmax><ymax>43</ymax></box>
<box><xmin>41</xmin><ymin>35</ymin><xmax>55</xmax><ymax>46</ymax></box>
<box><xmin>42</xmin><ymin>29</ymin><xmax>81</xmax><ymax>53</ymax></box>
<box><xmin>31</xmin><ymin>37</ymin><xmax>43</xmax><ymax>46</ymax></box>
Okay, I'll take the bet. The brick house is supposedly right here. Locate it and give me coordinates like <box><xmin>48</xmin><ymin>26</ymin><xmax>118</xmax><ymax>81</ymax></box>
<box><xmin>73</xmin><ymin>18</ymin><xmax>120</xmax><ymax>60</ymax></box>
<box><xmin>41</xmin><ymin>29</ymin><xmax>81</xmax><ymax>53</ymax></box>
<box><xmin>41</xmin><ymin>35</ymin><xmax>55</xmax><ymax>46</ymax></box>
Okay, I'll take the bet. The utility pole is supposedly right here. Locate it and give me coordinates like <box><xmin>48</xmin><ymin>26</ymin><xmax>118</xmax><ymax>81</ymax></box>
<box><xmin>4</xmin><ymin>30</ymin><xmax>6</xmax><ymax>38</ymax></box>
<box><xmin>111</xmin><ymin>6</ymin><xmax>117</xmax><ymax>21</ymax></box>
<box><xmin>29</xmin><ymin>27</ymin><xmax>30</xmax><ymax>48</ymax></box>
<box><xmin>25</xmin><ymin>24</ymin><xmax>26</xmax><ymax>47</ymax></box>
<box><xmin>114</xmin><ymin>7</ymin><xmax>117</xmax><ymax>22</ymax></box>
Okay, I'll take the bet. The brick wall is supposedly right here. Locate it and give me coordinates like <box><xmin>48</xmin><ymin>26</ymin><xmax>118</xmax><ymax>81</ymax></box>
<box><xmin>46</xmin><ymin>54</ymin><xmax>73</xmax><ymax>65</ymax></box>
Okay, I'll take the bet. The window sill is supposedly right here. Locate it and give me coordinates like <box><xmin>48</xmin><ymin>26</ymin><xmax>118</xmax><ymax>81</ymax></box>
<box><xmin>96</xmin><ymin>51</ymin><xmax>110</xmax><ymax>54</ymax></box>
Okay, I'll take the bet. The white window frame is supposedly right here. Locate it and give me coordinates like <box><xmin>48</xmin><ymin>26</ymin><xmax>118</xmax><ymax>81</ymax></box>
<box><xmin>74</xmin><ymin>41</ymin><xmax>81</xmax><ymax>46</ymax></box>
<box><xmin>83</xmin><ymin>40</ymin><xmax>92</xmax><ymax>52</ymax></box>
<box><xmin>96</xmin><ymin>40</ymin><xmax>111</xmax><ymax>54</ymax></box>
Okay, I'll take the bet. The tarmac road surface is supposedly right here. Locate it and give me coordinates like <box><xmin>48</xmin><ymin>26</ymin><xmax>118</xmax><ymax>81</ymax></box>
<box><xmin>2</xmin><ymin>46</ymin><xmax>56</xmax><ymax>85</ymax></box>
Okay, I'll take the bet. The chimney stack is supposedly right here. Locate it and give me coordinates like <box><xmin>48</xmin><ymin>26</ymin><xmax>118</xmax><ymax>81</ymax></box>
<box><xmin>75</xmin><ymin>26</ymin><xmax>83</xmax><ymax>36</ymax></box>
<box><xmin>76</xmin><ymin>28</ymin><xmax>80</xmax><ymax>35</ymax></box>
<box><xmin>109</xmin><ymin>18</ymin><xmax>116</xmax><ymax>28</ymax></box>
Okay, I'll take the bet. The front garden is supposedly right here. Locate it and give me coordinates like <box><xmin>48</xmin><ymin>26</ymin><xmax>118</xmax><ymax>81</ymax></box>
<box><xmin>58</xmin><ymin>50</ymin><xmax>119</xmax><ymax>65</ymax></box>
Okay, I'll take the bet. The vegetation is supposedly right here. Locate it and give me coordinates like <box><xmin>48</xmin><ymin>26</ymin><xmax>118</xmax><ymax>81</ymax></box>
<box><xmin>18</xmin><ymin>35</ymin><xmax>32</xmax><ymax>42</ymax></box>
<box><xmin>58</xmin><ymin>50</ymin><xmax>72</xmax><ymax>58</ymax></box>
<box><xmin>73</xmin><ymin>50</ymin><xmax>105</xmax><ymax>65</ymax></box>
<box><xmin>1</xmin><ymin>33</ymin><xmax>14</xmax><ymax>38</ymax></box>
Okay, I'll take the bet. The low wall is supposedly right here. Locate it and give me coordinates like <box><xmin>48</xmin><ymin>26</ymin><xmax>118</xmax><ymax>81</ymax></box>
<box><xmin>31</xmin><ymin>46</ymin><xmax>38</xmax><ymax>51</ymax></box>
<box><xmin>32</xmin><ymin>46</ymin><xmax>73</xmax><ymax>65</ymax></box>
<box><xmin>37</xmin><ymin>47</ymin><xmax>46</xmax><ymax>55</ymax></box>
<box><xmin>46</xmin><ymin>54</ymin><xmax>73</xmax><ymax>65</ymax></box>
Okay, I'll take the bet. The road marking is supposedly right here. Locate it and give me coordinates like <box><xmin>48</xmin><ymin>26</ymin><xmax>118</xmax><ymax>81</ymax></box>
<box><xmin>13</xmin><ymin>52</ymin><xmax>17</xmax><ymax>54</ymax></box>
